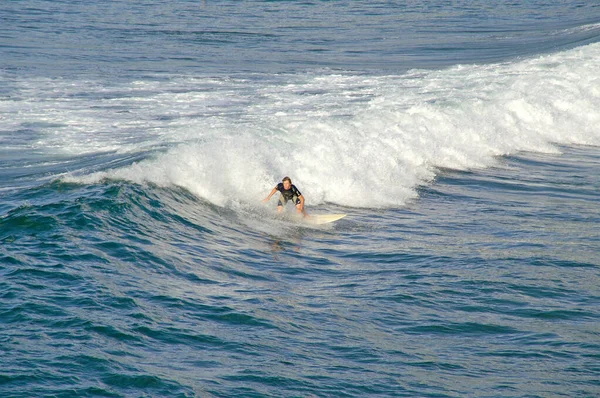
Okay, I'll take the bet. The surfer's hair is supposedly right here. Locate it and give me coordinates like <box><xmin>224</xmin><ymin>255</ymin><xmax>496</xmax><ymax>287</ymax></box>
<box><xmin>282</xmin><ymin>176</ymin><xmax>292</xmax><ymax>184</ymax></box>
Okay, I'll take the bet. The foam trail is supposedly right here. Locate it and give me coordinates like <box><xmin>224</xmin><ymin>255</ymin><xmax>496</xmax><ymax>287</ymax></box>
<box><xmin>63</xmin><ymin>43</ymin><xmax>600</xmax><ymax>208</ymax></box>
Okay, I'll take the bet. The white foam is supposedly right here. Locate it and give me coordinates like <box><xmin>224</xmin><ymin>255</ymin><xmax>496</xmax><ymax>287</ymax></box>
<box><xmin>29</xmin><ymin>43</ymin><xmax>600</xmax><ymax>207</ymax></box>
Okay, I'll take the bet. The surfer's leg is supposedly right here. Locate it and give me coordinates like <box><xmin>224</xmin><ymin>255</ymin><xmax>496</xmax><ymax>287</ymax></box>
<box><xmin>277</xmin><ymin>195</ymin><xmax>286</xmax><ymax>213</ymax></box>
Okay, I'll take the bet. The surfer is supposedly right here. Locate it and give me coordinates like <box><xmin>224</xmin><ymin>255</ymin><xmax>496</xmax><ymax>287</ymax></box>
<box><xmin>262</xmin><ymin>177</ymin><xmax>306</xmax><ymax>216</ymax></box>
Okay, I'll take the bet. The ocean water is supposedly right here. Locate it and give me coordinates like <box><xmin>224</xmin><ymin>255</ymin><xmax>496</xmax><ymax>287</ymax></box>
<box><xmin>1</xmin><ymin>1</ymin><xmax>600</xmax><ymax>397</ymax></box>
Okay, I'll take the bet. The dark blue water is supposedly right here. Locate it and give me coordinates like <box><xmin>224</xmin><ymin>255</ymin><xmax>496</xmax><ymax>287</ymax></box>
<box><xmin>1</xmin><ymin>1</ymin><xmax>600</xmax><ymax>397</ymax></box>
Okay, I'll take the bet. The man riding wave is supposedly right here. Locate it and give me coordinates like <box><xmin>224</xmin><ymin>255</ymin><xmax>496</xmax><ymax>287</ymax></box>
<box><xmin>262</xmin><ymin>176</ymin><xmax>306</xmax><ymax>216</ymax></box>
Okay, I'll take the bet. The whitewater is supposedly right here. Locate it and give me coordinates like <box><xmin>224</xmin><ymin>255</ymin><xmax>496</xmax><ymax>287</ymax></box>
<box><xmin>6</xmin><ymin>40</ymin><xmax>599</xmax><ymax>208</ymax></box>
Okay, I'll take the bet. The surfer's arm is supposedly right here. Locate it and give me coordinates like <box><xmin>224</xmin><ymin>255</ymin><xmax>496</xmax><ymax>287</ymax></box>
<box><xmin>297</xmin><ymin>194</ymin><xmax>305</xmax><ymax>210</ymax></box>
<box><xmin>262</xmin><ymin>187</ymin><xmax>278</xmax><ymax>202</ymax></box>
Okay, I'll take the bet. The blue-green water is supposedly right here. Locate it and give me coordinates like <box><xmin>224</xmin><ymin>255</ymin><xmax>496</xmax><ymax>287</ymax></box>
<box><xmin>1</xmin><ymin>1</ymin><xmax>600</xmax><ymax>397</ymax></box>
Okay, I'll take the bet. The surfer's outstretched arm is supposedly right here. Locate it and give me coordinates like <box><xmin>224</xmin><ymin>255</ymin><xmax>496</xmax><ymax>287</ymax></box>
<box><xmin>262</xmin><ymin>187</ymin><xmax>278</xmax><ymax>203</ymax></box>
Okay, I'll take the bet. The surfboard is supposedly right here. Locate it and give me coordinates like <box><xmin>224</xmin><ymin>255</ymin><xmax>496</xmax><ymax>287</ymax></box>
<box><xmin>304</xmin><ymin>213</ymin><xmax>347</xmax><ymax>225</ymax></box>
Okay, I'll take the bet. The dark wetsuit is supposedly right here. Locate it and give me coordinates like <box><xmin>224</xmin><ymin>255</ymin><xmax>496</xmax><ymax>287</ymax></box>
<box><xmin>276</xmin><ymin>183</ymin><xmax>302</xmax><ymax>207</ymax></box>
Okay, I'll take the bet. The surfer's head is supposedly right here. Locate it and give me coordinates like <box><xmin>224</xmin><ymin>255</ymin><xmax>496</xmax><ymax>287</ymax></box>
<box><xmin>282</xmin><ymin>176</ymin><xmax>292</xmax><ymax>190</ymax></box>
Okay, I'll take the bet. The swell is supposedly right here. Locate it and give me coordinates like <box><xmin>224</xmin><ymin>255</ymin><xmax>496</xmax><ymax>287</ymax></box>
<box><xmin>0</xmin><ymin>181</ymin><xmax>266</xmax><ymax>397</ymax></box>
